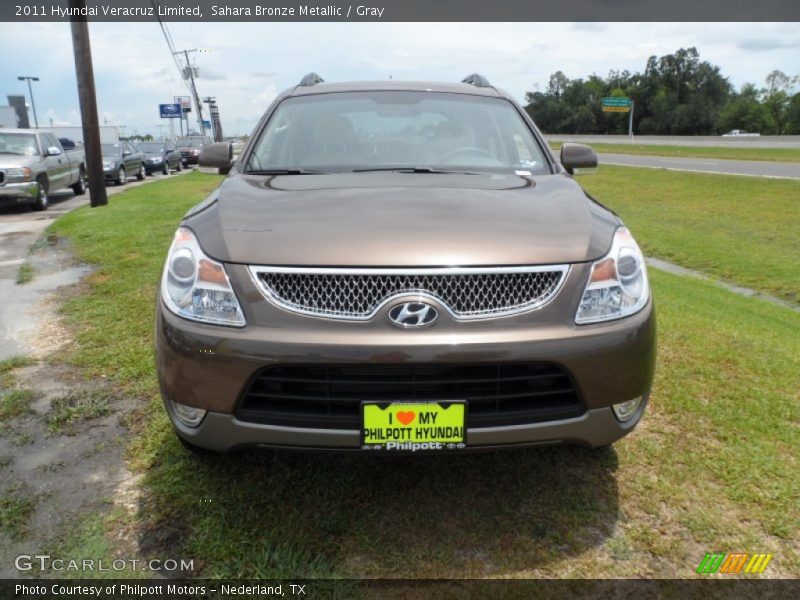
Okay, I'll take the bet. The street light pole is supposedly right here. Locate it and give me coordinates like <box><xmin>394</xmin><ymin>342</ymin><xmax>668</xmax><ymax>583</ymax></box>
<box><xmin>17</xmin><ymin>76</ymin><xmax>40</xmax><ymax>129</ymax></box>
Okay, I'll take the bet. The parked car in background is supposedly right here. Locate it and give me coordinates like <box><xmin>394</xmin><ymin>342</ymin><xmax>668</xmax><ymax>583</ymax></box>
<box><xmin>101</xmin><ymin>141</ymin><xmax>145</xmax><ymax>186</ymax></box>
<box><xmin>176</xmin><ymin>136</ymin><xmax>212</xmax><ymax>166</ymax></box>
<box><xmin>0</xmin><ymin>129</ymin><xmax>87</xmax><ymax>210</ymax></box>
<box><xmin>722</xmin><ymin>129</ymin><xmax>760</xmax><ymax>137</ymax></box>
<box><xmin>138</xmin><ymin>141</ymin><xmax>183</xmax><ymax>175</ymax></box>
<box><xmin>157</xmin><ymin>74</ymin><xmax>656</xmax><ymax>454</ymax></box>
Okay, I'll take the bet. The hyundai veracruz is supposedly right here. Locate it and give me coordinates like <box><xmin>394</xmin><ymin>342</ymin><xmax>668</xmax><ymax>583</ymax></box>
<box><xmin>155</xmin><ymin>74</ymin><xmax>656</xmax><ymax>454</ymax></box>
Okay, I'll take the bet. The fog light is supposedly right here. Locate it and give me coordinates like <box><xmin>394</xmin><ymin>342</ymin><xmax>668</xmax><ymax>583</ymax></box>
<box><xmin>612</xmin><ymin>396</ymin><xmax>643</xmax><ymax>422</ymax></box>
<box><xmin>171</xmin><ymin>400</ymin><xmax>207</xmax><ymax>427</ymax></box>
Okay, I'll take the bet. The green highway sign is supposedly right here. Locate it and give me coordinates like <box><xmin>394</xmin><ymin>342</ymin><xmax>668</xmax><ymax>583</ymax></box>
<box><xmin>602</xmin><ymin>97</ymin><xmax>632</xmax><ymax>107</ymax></box>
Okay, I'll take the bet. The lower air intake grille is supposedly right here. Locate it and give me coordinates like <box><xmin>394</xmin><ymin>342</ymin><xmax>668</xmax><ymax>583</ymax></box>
<box><xmin>236</xmin><ymin>363</ymin><xmax>584</xmax><ymax>429</ymax></box>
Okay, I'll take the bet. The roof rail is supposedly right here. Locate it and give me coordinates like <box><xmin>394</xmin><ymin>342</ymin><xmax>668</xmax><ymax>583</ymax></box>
<box><xmin>298</xmin><ymin>72</ymin><xmax>325</xmax><ymax>87</ymax></box>
<box><xmin>462</xmin><ymin>73</ymin><xmax>491</xmax><ymax>88</ymax></box>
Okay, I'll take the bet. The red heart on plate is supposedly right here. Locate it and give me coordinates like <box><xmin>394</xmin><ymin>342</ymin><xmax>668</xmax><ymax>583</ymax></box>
<box><xmin>396</xmin><ymin>411</ymin><xmax>416</xmax><ymax>426</ymax></box>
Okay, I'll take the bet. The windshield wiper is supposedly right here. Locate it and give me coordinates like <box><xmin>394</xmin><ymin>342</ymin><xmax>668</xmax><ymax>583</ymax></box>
<box><xmin>351</xmin><ymin>167</ymin><xmax>481</xmax><ymax>175</ymax></box>
<box><xmin>245</xmin><ymin>168</ymin><xmax>329</xmax><ymax>175</ymax></box>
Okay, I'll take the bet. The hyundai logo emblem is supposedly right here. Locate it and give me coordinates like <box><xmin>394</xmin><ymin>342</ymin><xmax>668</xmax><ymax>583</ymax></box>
<box><xmin>388</xmin><ymin>302</ymin><xmax>438</xmax><ymax>328</ymax></box>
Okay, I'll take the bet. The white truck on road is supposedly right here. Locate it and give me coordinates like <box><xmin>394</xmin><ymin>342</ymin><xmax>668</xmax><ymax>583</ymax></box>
<box><xmin>0</xmin><ymin>128</ymin><xmax>87</xmax><ymax>210</ymax></box>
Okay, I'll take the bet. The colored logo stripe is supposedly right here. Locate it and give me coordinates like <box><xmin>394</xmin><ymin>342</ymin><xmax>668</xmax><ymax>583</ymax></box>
<box><xmin>697</xmin><ymin>553</ymin><xmax>773</xmax><ymax>574</ymax></box>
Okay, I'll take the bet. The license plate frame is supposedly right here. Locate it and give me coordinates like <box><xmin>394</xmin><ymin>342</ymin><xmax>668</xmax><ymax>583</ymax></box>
<box><xmin>360</xmin><ymin>401</ymin><xmax>467</xmax><ymax>452</ymax></box>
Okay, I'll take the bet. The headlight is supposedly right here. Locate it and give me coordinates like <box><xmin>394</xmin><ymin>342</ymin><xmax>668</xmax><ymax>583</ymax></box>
<box><xmin>103</xmin><ymin>161</ymin><xmax>114</xmax><ymax>169</ymax></box>
<box><xmin>161</xmin><ymin>227</ymin><xmax>246</xmax><ymax>327</ymax></box>
<box><xmin>4</xmin><ymin>167</ymin><xmax>32</xmax><ymax>182</ymax></box>
<box><xmin>575</xmin><ymin>227</ymin><xmax>649</xmax><ymax>324</ymax></box>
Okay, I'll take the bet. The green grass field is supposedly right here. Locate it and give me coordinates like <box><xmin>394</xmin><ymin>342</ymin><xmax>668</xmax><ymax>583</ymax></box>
<box><xmin>44</xmin><ymin>171</ymin><xmax>799</xmax><ymax>578</ymax></box>
<box><xmin>547</xmin><ymin>142</ymin><xmax>800</xmax><ymax>163</ymax></box>
<box><xmin>580</xmin><ymin>165</ymin><xmax>800</xmax><ymax>304</ymax></box>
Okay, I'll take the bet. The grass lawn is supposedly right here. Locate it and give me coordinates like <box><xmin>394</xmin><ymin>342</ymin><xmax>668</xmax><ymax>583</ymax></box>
<box><xmin>47</xmin><ymin>172</ymin><xmax>799</xmax><ymax>578</ymax></box>
<box><xmin>547</xmin><ymin>142</ymin><xmax>800</xmax><ymax>163</ymax></box>
<box><xmin>579</xmin><ymin>165</ymin><xmax>800</xmax><ymax>305</ymax></box>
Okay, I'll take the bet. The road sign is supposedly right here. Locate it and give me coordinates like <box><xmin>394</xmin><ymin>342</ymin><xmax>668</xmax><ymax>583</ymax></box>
<box><xmin>602</xmin><ymin>97</ymin><xmax>632</xmax><ymax>113</ymax></box>
<box><xmin>174</xmin><ymin>96</ymin><xmax>191</xmax><ymax>109</ymax></box>
<box><xmin>159</xmin><ymin>103</ymin><xmax>182</xmax><ymax>118</ymax></box>
<box><xmin>202</xmin><ymin>120</ymin><xmax>212</xmax><ymax>130</ymax></box>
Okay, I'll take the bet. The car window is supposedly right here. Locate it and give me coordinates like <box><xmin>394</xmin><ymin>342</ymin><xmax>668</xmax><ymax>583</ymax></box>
<box><xmin>0</xmin><ymin>132</ymin><xmax>39</xmax><ymax>156</ymax></box>
<box><xmin>101</xmin><ymin>143</ymin><xmax>122</xmax><ymax>156</ymax></box>
<box><xmin>246</xmin><ymin>91</ymin><xmax>549</xmax><ymax>174</ymax></box>
<box><xmin>44</xmin><ymin>133</ymin><xmax>59</xmax><ymax>149</ymax></box>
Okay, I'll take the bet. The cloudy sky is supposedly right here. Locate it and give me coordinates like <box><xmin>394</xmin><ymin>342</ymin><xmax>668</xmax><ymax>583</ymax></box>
<box><xmin>0</xmin><ymin>21</ymin><xmax>798</xmax><ymax>137</ymax></box>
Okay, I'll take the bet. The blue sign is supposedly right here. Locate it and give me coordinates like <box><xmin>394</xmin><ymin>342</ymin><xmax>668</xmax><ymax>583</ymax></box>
<box><xmin>202</xmin><ymin>120</ymin><xmax>212</xmax><ymax>129</ymax></box>
<box><xmin>159</xmin><ymin>103</ymin><xmax>181</xmax><ymax>118</ymax></box>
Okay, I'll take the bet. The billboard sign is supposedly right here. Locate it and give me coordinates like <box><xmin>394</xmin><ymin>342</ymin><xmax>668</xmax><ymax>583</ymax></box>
<box><xmin>159</xmin><ymin>103</ymin><xmax>182</xmax><ymax>118</ymax></box>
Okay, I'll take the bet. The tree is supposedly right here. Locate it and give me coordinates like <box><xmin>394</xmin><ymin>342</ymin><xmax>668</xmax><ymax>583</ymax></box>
<box><xmin>762</xmin><ymin>70</ymin><xmax>799</xmax><ymax>134</ymax></box>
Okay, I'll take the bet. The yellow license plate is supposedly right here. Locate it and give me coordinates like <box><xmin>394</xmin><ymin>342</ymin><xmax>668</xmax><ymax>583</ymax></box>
<box><xmin>361</xmin><ymin>402</ymin><xmax>466</xmax><ymax>451</ymax></box>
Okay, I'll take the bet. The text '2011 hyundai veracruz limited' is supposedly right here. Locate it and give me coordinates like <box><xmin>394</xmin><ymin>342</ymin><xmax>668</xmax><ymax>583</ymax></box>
<box><xmin>155</xmin><ymin>73</ymin><xmax>656</xmax><ymax>454</ymax></box>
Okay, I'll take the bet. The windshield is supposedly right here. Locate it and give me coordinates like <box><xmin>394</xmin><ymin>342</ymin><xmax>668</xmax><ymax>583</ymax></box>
<box><xmin>177</xmin><ymin>138</ymin><xmax>206</xmax><ymax>147</ymax></box>
<box><xmin>101</xmin><ymin>143</ymin><xmax>122</xmax><ymax>156</ymax></box>
<box><xmin>0</xmin><ymin>132</ymin><xmax>39</xmax><ymax>156</ymax></box>
<box><xmin>138</xmin><ymin>142</ymin><xmax>164</xmax><ymax>152</ymax></box>
<box><xmin>246</xmin><ymin>91</ymin><xmax>549</xmax><ymax>174</ymax></box>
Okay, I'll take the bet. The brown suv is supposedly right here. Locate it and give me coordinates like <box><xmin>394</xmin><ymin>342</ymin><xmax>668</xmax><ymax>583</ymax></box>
<box><xmin>156</xmin><ymin>74</ymin><xmax>656</xmax><ymax>454</ymax></box>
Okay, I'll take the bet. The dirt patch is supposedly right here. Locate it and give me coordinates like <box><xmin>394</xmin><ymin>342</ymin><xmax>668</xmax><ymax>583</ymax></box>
<box><xmin>0</xmin><ymin>242</ymin><xmax>143</xmax><ymax>578</ymax></box>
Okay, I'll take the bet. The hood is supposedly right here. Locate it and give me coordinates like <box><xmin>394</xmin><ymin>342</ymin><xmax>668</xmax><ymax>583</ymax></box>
<box><xmin>144</xmin><ymin>151</ymin><xmax>164</xmax><ymax>158</ymax></box>
<box><xmin>0</xmin><ymin>154</ymin><xmax>37</xmax><ymax>168</ymax></box>
<box><xmin>187</xmin><ymin>172</ymin><xmax>620</xmax><ymax>267</ymax></box>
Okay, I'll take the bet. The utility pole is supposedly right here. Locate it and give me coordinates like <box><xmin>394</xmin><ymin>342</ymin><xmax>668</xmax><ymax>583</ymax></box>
<box><xmin>17</xmin><ymin>76</ymin><xmax>40</xmax><ymax>129</ymax></box>
<box><xmin>174</xmin><ymin>49</ymin><xmax>206</xmax><ymax>137</ymax></box>
<box><xmin>628</xmin><ymin>100</ymin><xmax>635</xmax><ymax>141</ymax></box>
<box><xmin>202</xmin><ymin>96</ymin><xmax>223</xmax><ymax>142</ymax></box>
<box><xmin>69</xmin><ymin>0</ymin><xmax>107</xmax><ymax>207</ymax></box>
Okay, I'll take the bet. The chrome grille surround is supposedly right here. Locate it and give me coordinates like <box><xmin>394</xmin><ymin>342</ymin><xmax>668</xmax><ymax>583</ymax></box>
<box><xmin>247</xmin><ymin>265</ymin><xmax>570</xmax><ymax>321</ymax></box>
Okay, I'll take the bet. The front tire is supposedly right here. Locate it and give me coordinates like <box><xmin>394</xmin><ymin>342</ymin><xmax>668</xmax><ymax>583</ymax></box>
<box><xmin>162</xmin><ymin>162</ymin><xmax>169</xmax><ymax>175</ymax></box>
<box><xmin>136</xmin><ymin>163</ymin><xmax>145</xmax><ymax>181</ymax></box>
<box><xmin>115</xmin><ymin>166</ymin><xmax>126</xmax><ymax>186</ymax></box>
<box><xmin>176</xmin><ymin>161</ymin><xmax>183</xmax><ymax>172</ymax></box>
<box><xmin>33</xmin><ymin>177</ymin><xmax>48</xmax><ymax>211</ymax></box>
<box><xmin>70</xmin><ymin>168</ymin><xmax>87</xmax><ymax>196</ymax></box>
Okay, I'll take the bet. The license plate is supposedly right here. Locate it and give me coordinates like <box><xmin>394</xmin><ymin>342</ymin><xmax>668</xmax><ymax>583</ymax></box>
<box><xmin>361</xmin><ymin>401</ymin><xmax>467</xmax><ymax>451</ymax></box>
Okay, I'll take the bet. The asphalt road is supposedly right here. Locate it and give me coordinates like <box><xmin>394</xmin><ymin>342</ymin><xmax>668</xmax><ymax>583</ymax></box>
<box><xmin>598</xmin><ymin>153</ymin><xmax>800</xmax><ymax>179</ymax></box>
<box><xmin>0</xmin><ymin>169</ymin><xmax>189</xmax><ymax>359</ymax></box>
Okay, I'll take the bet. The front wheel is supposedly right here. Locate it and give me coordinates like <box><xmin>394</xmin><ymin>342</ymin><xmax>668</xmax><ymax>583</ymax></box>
<box><xmin>176</xmin><ymin>161</ymin><xmax>183</xmax><ymax>172</ymax></box>
<box><xmin>71</xmin><ymin>168</ymin><xmax>87</xmax><ymax>196</ymax></box>
<box><xmin>136</xmin><ymin>163</ymin><xmax>145</xmax><ymax>181</ymax></box>
<box><xmin>115</xmin><ymin>166</ymin><xmax>126</xmax><ymax>186</ymax></box>
<box><xmin>162</xmin><ymin>162</ymin><xmax>169</xmax><ymax>175</ymax></box>
<box><xmin>33</xmin><ymin>177</ymin><xmax>49</xmax><ymax>211</ymax></box>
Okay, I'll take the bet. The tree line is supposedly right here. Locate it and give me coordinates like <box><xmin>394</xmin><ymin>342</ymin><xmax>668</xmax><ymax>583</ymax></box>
<box><xmin>524</xmin><ymin>47</ymin><xmax>800</xmax><ymax>135</ymax></box>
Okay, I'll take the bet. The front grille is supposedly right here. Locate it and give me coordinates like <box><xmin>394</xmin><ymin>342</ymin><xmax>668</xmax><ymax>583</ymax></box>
<box><xmin>250</xmin><ymin>266</ymin><xmax>568</xmax><ymax>320</ymax></box>
<box><xmin>236</xmin><ymin>363</ymin><xmax>584</xmax><ymax>430</ymax></box>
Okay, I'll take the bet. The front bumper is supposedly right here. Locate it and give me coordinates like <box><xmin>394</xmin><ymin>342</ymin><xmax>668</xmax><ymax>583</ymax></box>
<box><xmin>168</xmin><ymin>402</ymin><xmax>648</xmax><ymax>454</ymax></box>
<box><xmin>0</xmin><ymin>181</ymin><xmax>38</xmax><ymax>202</ymax></box>
<box><xmin>156</xmin><ymin>260</ymin><xmax>656</xmax><ymax>453</ymax></box>
<box><xmin>145</xmin><ymin>159</ymin><xmax>164</xmax><ymax>172</ymax></box>
<box><xmin>181</xmin><ymin>153</ymin><xmax>199</xmax><ymax>165</ymax></box>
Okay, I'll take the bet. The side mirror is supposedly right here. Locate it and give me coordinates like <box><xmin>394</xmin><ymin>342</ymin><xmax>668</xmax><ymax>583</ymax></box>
<box><xmin>560</xmin><ymin>143</ymin><xmax>597</xmax><ymax>175</ymax></box>
<box><xmin>122</xmin><ymin>151</ymin><xmax>131</xmax><ymax>157</ymax></box>
<box><xmin>46</xmin><ymin>146</ymin><xmax>62</xmax><ymax>157</ymax></box>
<box><xmin>199</xmin><ymin>142</ymin><xmax>233</xmax><ymax>173</ymax></box>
